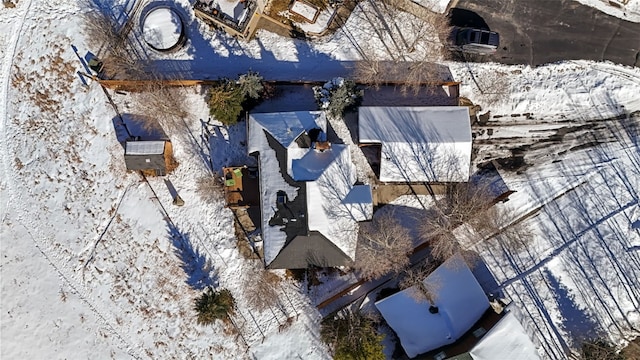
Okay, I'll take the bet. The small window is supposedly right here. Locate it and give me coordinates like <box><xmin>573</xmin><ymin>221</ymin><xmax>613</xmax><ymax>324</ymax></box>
<box><xmin>434</xmin><ymin>351</ymin><xmax>447</xmax><ymax>360</ymax></box>
<box><xmin>473</xmin><ymin>327</ymin><xmax>487</xmax><ymax>338</ymax></box>
<box><xmin>480</xmin><ymin>32</ymin><xmax>490</xmax><ymax>44</ymax></box>
<box><xmin>145</xmin><ymin>158</ymin><xmax>151</xmax><ymax>163</ymax></box>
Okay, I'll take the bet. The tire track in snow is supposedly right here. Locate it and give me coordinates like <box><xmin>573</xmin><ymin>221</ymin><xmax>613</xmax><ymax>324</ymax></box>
<box><xmin>18</xmin><ymin>221</ymin><xmax>143</xmax><ymax>360</ymax></box>
<box><xmin>1</xmin><ymin>3</ymin><xmax>144</xmax><ymax>358</ymax></box>
<box><xmin>82</xmin><ymin>183</ymin><xmax>133</xmax><ymax>270</ymax></box>
<box><xmin>0</xmin><ymin>0</ymin><xmax>33</xmax><ymax>220</ymax></box>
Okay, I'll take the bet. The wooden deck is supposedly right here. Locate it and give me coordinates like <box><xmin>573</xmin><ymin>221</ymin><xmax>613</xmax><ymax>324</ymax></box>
<box><xmin>223</xmin><ymin>166</ymin><xmax>259</xmax><ymax>208</ymax></box>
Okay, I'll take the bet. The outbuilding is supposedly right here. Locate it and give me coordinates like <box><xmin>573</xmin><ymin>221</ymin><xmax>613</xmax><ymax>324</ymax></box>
<box><xmin>124</xmin><ymin>139</ymin><xmax>168</xmax><ymax>176</ymax></box>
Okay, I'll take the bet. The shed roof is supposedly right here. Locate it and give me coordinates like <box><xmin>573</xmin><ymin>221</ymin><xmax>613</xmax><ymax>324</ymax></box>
<box><xmin>375</xmin><ymin>254</ymin><xmax>489</xmax><ymax>358</ymax></box>
<box><xmin>359</xmin><ymin>106</ymin><xmax>472</xmax><ymax>182</ymax></box>
<box><xmin>125</xmin><ymin>140</ymin><xmax>165</xmax><ymax>155</ymax></box>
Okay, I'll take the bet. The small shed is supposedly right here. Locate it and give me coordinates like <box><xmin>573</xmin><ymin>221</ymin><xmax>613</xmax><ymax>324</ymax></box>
<box><xmin>124</xmin><ymin>140</ymin><xmax>167</xmax><ymax>176</ymax></box>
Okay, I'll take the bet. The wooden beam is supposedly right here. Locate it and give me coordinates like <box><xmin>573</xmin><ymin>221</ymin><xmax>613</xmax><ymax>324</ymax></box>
<box><xmin>97</xmin><ymin>79</ymin><xmax>221</xmax><ymax>90</ymax></box>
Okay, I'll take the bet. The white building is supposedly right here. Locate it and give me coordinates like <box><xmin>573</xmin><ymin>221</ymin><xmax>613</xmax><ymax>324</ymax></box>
<box><xmin>359</xmin><ymin>106</ymin><xmax>472</xmax><ymax>183</ymax></box>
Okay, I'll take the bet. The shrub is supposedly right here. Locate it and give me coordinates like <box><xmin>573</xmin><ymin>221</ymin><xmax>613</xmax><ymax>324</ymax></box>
<box><xmin>194</xmin><ymin>287</ymin><xmax>235</xmax><ymax>325</ymax></box>
<box><xmin>580</xmin><ymin>339</ymin><xmax>624</xmax><ymax>360</ymax></box>
<box><xmin>208</xmin><ymin>80</ymin><xmax>244</xmax><ymax>125</ymax></box>
<box><xmin>238</xmin><ymin>71</ymin><xmax>264</xmax><ymax>100</ymax></box>
<box><xmin>321</xmin><ymin>310</ymin><xmax>385</xmax><ymax>360</ymax></box>
<box><xmin>313</xmin><ymin>78</ymin><xmax>362</xmax><ymax>118</ymax></box>
<box><xmin>208</xmin><ymin>72</ymin><xmax>267</xmax><ymax>125</ymax></box>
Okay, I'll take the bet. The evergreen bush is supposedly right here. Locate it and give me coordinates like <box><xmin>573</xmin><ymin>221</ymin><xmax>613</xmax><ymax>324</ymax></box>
<box><xmin>194</xmin><ymin>287</ymin><xmax>235</xmax><ymax>325</ymax></box>
<box><xmin>208</xmin><ymin>72</ymin><xmax>267</xmax><ymax>125</ymax></box>
<box><xmin>320</xmin><ymin>310</ymin><xmax>385</xmax><ymax>360</ymax></box>
<box><xmin>238</xmin><ymin>71</ymin><xmax>264</xmax><ymax>100</ymax></box>
<box><xmin>208</xmin><ymin>80</ymin><xmax>244</xmax><ymax>125</ymax></box>
<box><xmin>313</xmin><ymin>78</ymin><xmax>362</xmax><ymax>118</ymax></box>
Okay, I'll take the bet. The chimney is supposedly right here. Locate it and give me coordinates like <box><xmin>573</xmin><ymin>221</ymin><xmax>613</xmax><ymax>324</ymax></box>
<box><xmin>314</xmin><ymin>141</ymin><xmax>331</xmax><ymax>152</ymax></box>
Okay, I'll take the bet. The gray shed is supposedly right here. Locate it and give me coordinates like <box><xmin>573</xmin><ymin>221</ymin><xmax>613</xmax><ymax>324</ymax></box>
<box><xmin>124</xmin><ymin>140</ymin><xmax>166</xmax><ymax>176</ymax></box>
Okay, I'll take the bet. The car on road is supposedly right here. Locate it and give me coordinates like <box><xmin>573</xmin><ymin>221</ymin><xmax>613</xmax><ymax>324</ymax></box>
<box><xmin>452</xmin><ymin>27</ymin><xmax>500</xmax><ymax>54</ymax></box>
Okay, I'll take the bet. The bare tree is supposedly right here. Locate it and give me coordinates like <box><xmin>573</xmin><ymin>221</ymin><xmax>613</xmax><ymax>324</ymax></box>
<box><xmin>420</xmin><ymin>181</ymin><xmax>497</xmax><ymax>265</ymax></box>
<box><xmin>196</xmin><ymin>175</ymin><xmax>224</xmax><ymax>204</ymax></box>
<box><xmin>241</xmin><ymin>262</ymin><xmax>282</xmax><ymax>311</ymax></box>
<box><xmin>353</xmin><ymin>0</ymin><xmax>452</xmax><ymax>95</ymax></box>
<box><xmin>82</xmin><ymin>2</ymin><xmax>189</xmax><ymax>133</ymax></box>
<box><xmin>491</xmin><ymin>217</ymin><xmax>534</xmax><ymax>253</ymax></box>
<box><xmin>130</xmin><ymin>78</ymin><xmax>190</xmax><ymax>133</ymax></box>
<box><xmin>398</xmin><ymin>260</ymin><xmax>440</xmax><ymax>303</ymax></box>
<box><xmin>580</xmin><ymin>338</ymin><xmax>624</xmax><ymax>360</ymax></box>
<box><xmin>354</xmin><ymin>210</ymin><xmax>413</xmax><ymax>280</ymax></box>
<box><xmin>82</xmin><ymin>2</ymin><xmax>147</xmax><ymax>80</ymax></box>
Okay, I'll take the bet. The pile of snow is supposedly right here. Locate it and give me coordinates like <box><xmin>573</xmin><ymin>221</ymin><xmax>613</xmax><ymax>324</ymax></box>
<box><xmin>143</xmin><ymin>7</ymin><xmax>184</xmax><ymax>51</ymax></box>
<box><xmin>412</xmin><ymin>0</ymin><xmax>451</xmax><ymax>14</ymax></box>
<box><xmin>574</xmin><ymin>0</ymin><xmax>640</xmax><ymax>23</ymax></box>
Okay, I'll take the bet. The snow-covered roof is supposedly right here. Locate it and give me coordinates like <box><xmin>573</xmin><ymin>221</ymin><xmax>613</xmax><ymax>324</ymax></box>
<box><xmin>142</xmin><ymin>7</ymin><xmax>183</xmax><ymax>51</ymax></box>
<box><xmin>248</xmin><ymin>111</ymin><xmax>373</xmax><ymax>267</ymax></box>
<box><xmin>305</xmin><ymin>145</ymin><xmax>373</xmax><ymax>257</ymax></box>
<box><xmin>375</xmin><ymin>254</ymin><xmax>489</xmax><ymax>358</ymax></box>
<box><xmin>470</xmin><ymin>311</ymin><xmax>540</xmax><ymax>360</ymax></box>
<box><xmin>248</xmin><ymin>111</ymin><xmax>325</xmax><ymax>154</ymax></box>
<box><xmin>125</xmin><ymin>140</ymin><xmax>165</xmax><ymax>155</ymax></box>
<box><xmin>359</xmin><ymin>106</ymin><xmax>472</xmax><ymax>183</ymax></box>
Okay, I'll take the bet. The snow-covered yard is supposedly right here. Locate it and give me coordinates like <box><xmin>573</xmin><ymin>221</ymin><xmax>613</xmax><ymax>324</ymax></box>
<box><xmin>2</xmin><ymin>0</ymin><xmax>640</xmax><ymax>359</ymax></box>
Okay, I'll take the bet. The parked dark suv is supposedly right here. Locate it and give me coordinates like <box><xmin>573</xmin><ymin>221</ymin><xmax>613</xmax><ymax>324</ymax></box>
<box><xmin>453</xmin><ymin>28</ymin><xmax>500</xmax><ymax>54</ymax></box>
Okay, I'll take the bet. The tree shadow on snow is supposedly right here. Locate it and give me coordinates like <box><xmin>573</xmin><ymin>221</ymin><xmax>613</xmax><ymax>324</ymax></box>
<box><xmin>167</xmin><ymin>221</ymin><xmax>219</xmax><ymax>290</ymax></box>
<box><xmin>201</xmin><ymin>119</ymin><xmax>256</xmax><ymax>173</ymax></box>
<box><xmin>122</xmin><ymin>1</ymin><xmax>356</xmax><ymax>82</ymax></box>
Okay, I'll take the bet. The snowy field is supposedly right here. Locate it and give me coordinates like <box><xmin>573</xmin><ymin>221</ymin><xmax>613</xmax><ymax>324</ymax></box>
<box><xmin>1</xmin><ymin>0</ymin><xmax>640</xmax><ymax>359</ymax></box>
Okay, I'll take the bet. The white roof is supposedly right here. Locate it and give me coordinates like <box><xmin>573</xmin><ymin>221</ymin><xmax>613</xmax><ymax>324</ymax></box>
<box><xmin>143</xmin><ymin>8</ymin><xmax>183</xmax><ymax>50</ymax></box>
<box><xmin>359</xmin><ymin>106</ymin><xmax>472</xmax><ymax>182</ymax></box>
<box><xmin>125</xmin><ymin>141</ymin><xmax>165</xmax><ymax>155</ymax></box>
<box><xmin>248</xmin><ymin>111</ymin><xmax>325</xmax><ymax>153</ymax></box>
<box><xmin>304</xmin><ymin>145</ymin><xmax>373</xmax><ymax>258</ymax></box>
<box><xmin>375</xmin><ymin>254</ymin><xmax>489</xmax><ymax>358</ymax></box>
<box><xmin>248</xmin><ymin>112</ymin><xmax>373</xmax><ymax>266</ymax></box>
<box><xmin>470</xmin><ymin>311</ymin><xmax>541</xmax><ymax>360</ymax></box>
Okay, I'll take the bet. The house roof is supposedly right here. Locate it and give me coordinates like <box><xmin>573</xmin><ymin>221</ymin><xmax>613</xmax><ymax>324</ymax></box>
<box><xmin>248</xmin><ymin>111</ymin><xmax>373</xmax><ymax>268</ymax></box>
<box><xmin>248</xmin><ymin>111</ymin><xmax>324</xmax><ymax>153</ymax></box>
<box><xmin>375</xmin><ymin>254</ymin><xmax>489</xmax><ymax>358</ymax></box>
<box><xmin>125</xmin><ymin>140</ymin><xmax>165</xmax><ymax>155</ymax></box>
<box><xmin>469</xmin><ymin>311</ymin><xmax>540</xmax><ymax>360</ymax></box>
<box><xmin>358</xmin><ymin>106</ymin><xmax>472</xmax><ymax>183</ymax></box>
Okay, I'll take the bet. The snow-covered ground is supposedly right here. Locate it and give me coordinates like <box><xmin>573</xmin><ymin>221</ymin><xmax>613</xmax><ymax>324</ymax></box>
<box><xmin>2</xmin><ymin>0</ymin><xmax>639</xmax><ymax>359</ymax></box>
<box><xmin>574</xmin><ymin>0</ymin><xmax>640</xmax><ymax>23</ymax></box>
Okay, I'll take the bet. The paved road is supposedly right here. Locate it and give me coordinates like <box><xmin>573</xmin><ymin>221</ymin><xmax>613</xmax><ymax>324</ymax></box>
<box><xmin>450</xmin><ymin>0</ymin><xmax>640</xmax><ymax>67</ymax></box>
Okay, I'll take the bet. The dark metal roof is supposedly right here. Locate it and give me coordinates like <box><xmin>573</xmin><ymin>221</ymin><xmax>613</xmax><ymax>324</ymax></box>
<box><xmin>124</xmin><ymin>154</ymin><xmax>166</xmax><ymax>171</ymax></box>
<box><xmin>267</xmin><ymin>231</ymin><xmax>352</xmax><ymax>269</ymax></box>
